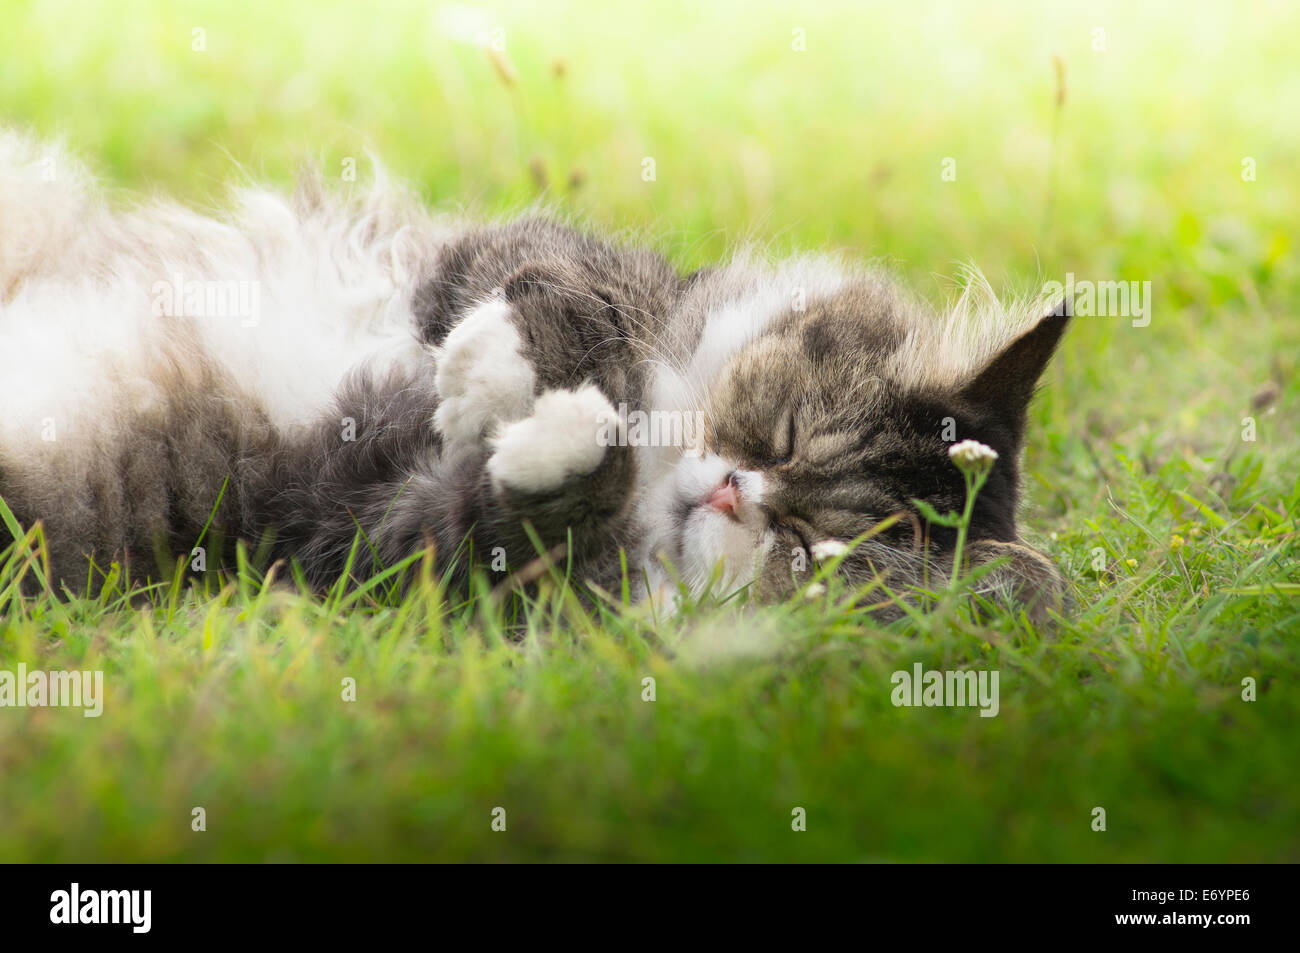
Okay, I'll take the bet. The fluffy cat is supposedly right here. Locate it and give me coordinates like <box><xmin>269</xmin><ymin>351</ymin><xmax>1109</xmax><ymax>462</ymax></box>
<box><xmin>0</xmin><ymin>130</ymin><xmax>1067</xmax><ymax>618</ymax></box>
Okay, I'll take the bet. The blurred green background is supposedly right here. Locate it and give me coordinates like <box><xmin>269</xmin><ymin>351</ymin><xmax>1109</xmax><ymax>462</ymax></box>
<box><xmin>5</xmin><ymin>0</ymin><xmax>1297</xmax><ymax>451</ymax></box>
<box><xmin>1</xmin><ymin>0</ymin><xmax>1297</xmax><ymax>862</ymax></box>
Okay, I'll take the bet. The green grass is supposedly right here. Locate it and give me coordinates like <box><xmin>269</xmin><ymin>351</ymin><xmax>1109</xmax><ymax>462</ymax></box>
<box><xmin>1</xmin><ymin>0</ymin><xmax>1298</xmax><ymax>861</ymax></box>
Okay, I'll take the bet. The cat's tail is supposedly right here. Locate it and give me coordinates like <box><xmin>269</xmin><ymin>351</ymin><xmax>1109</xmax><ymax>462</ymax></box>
<box><xmin>0</xmin><ymin>128</ymin><xmax>96</xmax><ymax>302</ymax></box>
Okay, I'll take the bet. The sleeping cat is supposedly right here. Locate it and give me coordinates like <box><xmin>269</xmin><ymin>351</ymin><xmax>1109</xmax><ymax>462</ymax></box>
<box><xmin>0</xmin><ymin>129</ymin><xmax>1067</xmax><ymax>618</ymax></box>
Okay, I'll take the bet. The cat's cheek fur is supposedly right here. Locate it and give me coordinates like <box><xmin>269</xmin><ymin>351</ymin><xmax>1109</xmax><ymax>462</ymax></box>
<box><xmin>432</xmin><ymin>297</ymin><xmax>536</xmax><ymax>449</ymax></box>
<box><xmin>486</xmin><ymin>384</ymin><xmax>617</xmax><ymax>494</ymax></box>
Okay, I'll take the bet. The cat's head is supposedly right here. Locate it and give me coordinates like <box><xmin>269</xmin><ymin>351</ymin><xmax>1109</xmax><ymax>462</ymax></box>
<box><xmin>650</xmin><ymin>269</ymin><xmax>1069</xmax><ymax>620</ymax></box>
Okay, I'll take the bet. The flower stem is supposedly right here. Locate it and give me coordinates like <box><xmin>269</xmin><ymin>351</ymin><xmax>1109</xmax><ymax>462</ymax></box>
<box><xmin>949</xmin><ymin>469</ymin><xmax>988</xmax><ymax>595</ymax></box>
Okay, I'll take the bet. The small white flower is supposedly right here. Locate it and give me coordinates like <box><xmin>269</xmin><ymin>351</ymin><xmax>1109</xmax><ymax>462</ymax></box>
<box><xmin>804</xmin><ymin>582</ymin><xmax>827</xmax><ymax>599</ymax></box>
<box><xmin>810</xmin><ymin>539</ymin><xmax>849</xmax><ymax>562</ymax></box>
<box><xmin>948</xmin><ymin>439</ymin><xmax>999</xmax><ymax>475</ymax></box>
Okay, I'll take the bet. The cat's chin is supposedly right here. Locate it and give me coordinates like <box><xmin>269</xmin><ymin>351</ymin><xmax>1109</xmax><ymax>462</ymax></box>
<box><xmin>678</xmin><ymin>507</ymin><xmax>774</xmax><ymax>594</ymax></box>
<box><xmin>664</xmin><ymin>455</ymin><xmax>774</xmax><ymax>595</ymax></box>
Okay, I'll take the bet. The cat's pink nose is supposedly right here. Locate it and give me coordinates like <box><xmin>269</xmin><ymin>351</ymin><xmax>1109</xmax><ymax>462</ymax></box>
<box><xmin>706</xmin><ymin>473</ymin><xmax>740</xmax><ymax>515</ymax></box>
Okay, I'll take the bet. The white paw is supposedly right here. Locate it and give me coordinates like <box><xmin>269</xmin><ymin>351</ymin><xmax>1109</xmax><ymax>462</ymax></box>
<box><xmin>432</xmin><ymin>298</ymin><xmax>536</xmax><ymax>449</ymax></box>
<box><xmin>487</xmin><ymin>384</ymin><xmax>618</xmax><ymax>494</ymax></box>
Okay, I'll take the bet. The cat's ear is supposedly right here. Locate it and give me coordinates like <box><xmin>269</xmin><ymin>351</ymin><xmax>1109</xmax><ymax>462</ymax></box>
<box><xmin>959</xmin><ymin>297</ymin><xmax>1069</xmax><ymax>424</ymax></box>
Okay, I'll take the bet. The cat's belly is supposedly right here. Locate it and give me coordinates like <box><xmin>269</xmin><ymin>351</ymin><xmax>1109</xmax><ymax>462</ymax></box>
<box><xmin>0</xmin><ymin>203</ymin><xmax>445</xmax><ymax>456</ymax></box>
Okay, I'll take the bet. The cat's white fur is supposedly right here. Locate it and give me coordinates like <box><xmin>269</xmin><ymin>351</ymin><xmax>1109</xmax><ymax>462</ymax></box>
<box><xmin>433</xmin><ymin>296</ymin><xmax>536</xmax><ymax>451</ymax></box>
<box><xmin>0</xmin><ymin>130</ymin><xmax>448</xmax><ymax>457</ymax></box>
<box><xmin>488</xmin><ymin>384</ymin><xmax>617</xmax><ymax>494</ymax></box>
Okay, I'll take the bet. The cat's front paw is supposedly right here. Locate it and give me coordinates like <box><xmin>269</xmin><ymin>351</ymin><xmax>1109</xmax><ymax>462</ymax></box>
<box><xmin>487</xmin><ymin>384</ymin><xmax>618</xmax><ymax>494</ymax></box>
<box><xmin>432</xmin><ymin>298</ymin><xmax>536</xmax><ymax>450</ymax></box>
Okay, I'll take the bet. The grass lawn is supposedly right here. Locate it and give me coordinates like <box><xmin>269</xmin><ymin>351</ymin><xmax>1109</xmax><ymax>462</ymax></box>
<box><xmin>1</xmin><ymin>0</ymin><xmax>1297</xmax><ymax>862</ymax></box>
